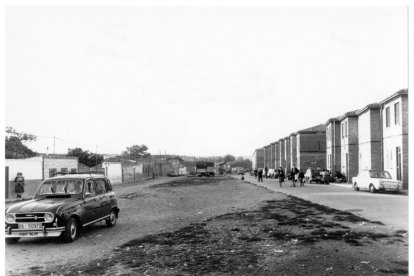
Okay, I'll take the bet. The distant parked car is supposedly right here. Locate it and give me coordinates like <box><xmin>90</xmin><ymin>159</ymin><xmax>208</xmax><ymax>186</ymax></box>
<box><xmin>167</xmin><ymin>172</ymin><xmax>178</xmax><ymax>177</ymax></box>
<box><xmin>352</xmin><ymin>170</ymin><xmax>401</xmax><ymax>193</ymax></box>
<box><xmin>5</xmin><ymin>173</ymin><xmax>119</xmax><ymax>244</ymax></box>
<box><xmin>334</xmin><ymin>171</ymin><xmax>346</xmax><ymax>183</ymax></box>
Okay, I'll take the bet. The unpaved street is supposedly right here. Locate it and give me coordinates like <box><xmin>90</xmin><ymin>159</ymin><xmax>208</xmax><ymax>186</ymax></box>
<box><xmin>5</xmin><ymin>176</ymin><xmax>278</xmax><ymax>275</ymax></box>
<box><xmin>5</xmin><ymin>176</ymin><xmax>408</xmax><ymax>275</ymax></box>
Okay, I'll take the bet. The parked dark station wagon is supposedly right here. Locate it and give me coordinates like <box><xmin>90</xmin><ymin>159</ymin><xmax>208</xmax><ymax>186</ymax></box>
<box><xmin>5</xmin><ymin>173</ymin><xmax>120</xmax><ymax>244</ymax></box>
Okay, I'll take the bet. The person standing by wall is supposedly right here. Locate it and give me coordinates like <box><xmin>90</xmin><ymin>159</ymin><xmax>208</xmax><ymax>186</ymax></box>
<box><xmin>258</xmin><ymin>169</ymin><xmax>263</xmax><ymax>182</ymax></box>
<box><xmin>298</xmin><ymin>169</ymin><xmax>305</xmax><ymax>187</ymax></box>
<box><xmin>278</xmin><ymin>167</ymin><xmax>285</xmax><ymax>187</ymax></box>
<box><xmin>14</xmin><ymin>172</ymin><xmax>25</xmax><ymax>199</ymax></box>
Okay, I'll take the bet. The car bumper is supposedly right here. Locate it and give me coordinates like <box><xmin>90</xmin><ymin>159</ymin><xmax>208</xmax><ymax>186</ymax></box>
<box><xmin>5</xmin><ymin>225</ymin><xmax>65</xmax><ymax>238</ymax></box>
<box><xmin>379</xmin><ymin>187</ymin><xmax>400</xmax><ymax>192</ymax></box>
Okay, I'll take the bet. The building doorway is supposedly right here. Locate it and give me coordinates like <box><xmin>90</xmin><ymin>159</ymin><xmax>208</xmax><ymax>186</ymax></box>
<box><xmin>396</xmin><ymin>147</ymin><xmax>401</xmax><ymax>181</ymax></box>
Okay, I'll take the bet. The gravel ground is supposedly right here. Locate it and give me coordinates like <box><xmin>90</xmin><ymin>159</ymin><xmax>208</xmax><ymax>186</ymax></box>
<box><xmin>5</xmin><ymin>176</ymin><xmax>408</xmax><ymax>276</ymax></box>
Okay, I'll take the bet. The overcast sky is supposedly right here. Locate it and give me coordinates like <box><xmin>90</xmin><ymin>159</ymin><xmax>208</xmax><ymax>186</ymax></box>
<box><xmin>5</xmin><ymin>6</ymin><xmax>408</xmax><ymax>158</ymax></box>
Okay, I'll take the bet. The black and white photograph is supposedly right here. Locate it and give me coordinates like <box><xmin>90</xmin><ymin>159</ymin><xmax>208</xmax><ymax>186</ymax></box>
<box><xmin>2</xmin><ymin>2</ymin><xmax>411</xmax><ymax>275</ymax></box>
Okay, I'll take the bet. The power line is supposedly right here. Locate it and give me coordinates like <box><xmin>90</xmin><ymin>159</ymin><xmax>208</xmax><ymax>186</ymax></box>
<box><xmin>31</xmin><ymin>134</ymin><xmax>120</xmax><ymax>154</ymax></box>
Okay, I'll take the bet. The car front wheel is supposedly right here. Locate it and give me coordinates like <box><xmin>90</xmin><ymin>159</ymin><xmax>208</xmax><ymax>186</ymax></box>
<box><xmin>106</xmin><ymin>210</ymin><xmax>117</xmax><ymax>227</ymax></box>
<box><xmin>369</xmin><ymin>184</ymin><xmax>376</xmax><ymax>193</ymax></box>
<box><xmin>62</xmin><ymin>217</ymin><xmax>78</xmax><ymax>243</ymax></box>
<box><xmin>5</xmin><ymin>238</ymin><xmax>20</xmax><ymax>244</ymax></box>
<box><xmin>353</xmin><ymin>183</ymin><xmax>359</xmax><ymax>191</ymax></box>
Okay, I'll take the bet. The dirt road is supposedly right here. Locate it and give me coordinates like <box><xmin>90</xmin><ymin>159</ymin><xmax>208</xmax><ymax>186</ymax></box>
<box><xmin>5</xmin><ymin>176</ymin><xmax>408</xmax><ymax>275</ymax></box>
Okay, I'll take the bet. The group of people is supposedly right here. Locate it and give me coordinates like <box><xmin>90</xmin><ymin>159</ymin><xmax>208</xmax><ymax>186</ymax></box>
<box><xmin>254</xmin><ymin>164</ymin><xmax>305</xmax><ymax>187</ymax></box>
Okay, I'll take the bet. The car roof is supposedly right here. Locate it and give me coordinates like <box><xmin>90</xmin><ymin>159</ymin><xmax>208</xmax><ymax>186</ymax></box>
<box><xmin>47</xmin><ymin>174</ymin><xmax>107</xmax><ymax>180</ymax></box>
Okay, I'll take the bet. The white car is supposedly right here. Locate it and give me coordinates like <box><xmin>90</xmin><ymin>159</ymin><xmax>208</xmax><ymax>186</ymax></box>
<box><xmin>352</xmin><ymin>170</ymin><xmax>401</xmax><ymax>193</ymax></box>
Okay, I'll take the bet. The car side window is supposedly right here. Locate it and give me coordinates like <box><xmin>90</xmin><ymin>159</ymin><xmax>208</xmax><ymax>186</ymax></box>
<box><xmin>85</xmin><ymin>180</ymin><xmax>96</xmax><ymax>197</ymax></box>
<box><xmin>95</xmin><ymin>179</ymin><xmax>107</xmax><ymax>195</ymax></box>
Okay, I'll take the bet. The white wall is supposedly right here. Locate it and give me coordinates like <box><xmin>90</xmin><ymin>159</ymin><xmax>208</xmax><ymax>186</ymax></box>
<box><xmin>179</xmin><ymin>167</ymin><xmax>187</xmax><ymax>175</ymax></box>
<box><xmin>383</xmin><ymin>135</ymin><xmax>402</xmax><ymax>180</ymax></box>
<box><xmin>102</xmin><ymin>162</ymin><xmax>122</xmax><ymax>184</ymax></box>
<box><xmin>6</xmin><ymin>156</ymin><xmax>43</xmax><ymax>180</ymax></box>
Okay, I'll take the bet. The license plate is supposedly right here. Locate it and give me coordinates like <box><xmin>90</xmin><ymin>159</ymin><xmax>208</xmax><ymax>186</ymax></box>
<box><xmin>18</xmin><ymin>223</ymin><xmax>43</xmax><ymax>230</ymax></box>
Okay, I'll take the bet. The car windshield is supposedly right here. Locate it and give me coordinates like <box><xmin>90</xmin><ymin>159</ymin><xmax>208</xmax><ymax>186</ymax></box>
<box><xmin>36</xmin><ymin>180</ymin><xmax>83</xmax><ymax>196</ymax></box>
<box><xmin>369</xmin><ymin>171</ymin><xmax>391</xmax><ymax>179</ymax></box>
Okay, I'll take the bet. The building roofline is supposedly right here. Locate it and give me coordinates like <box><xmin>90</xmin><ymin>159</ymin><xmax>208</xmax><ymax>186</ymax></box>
<box><xmin>293</xmin><ymin>124</ymin><xmax>326</xmax><ymax>134</ymax></box>
<box><xmin>297</xmin><ymin>130</ymin><xmax>326</xmax><ymax>135</ymax></box>
<box><xmin>355</xmin><ymin>103</ymin><xmax>381</xmax><ymax>115</ymax></box>
<box><xmin>338</xmin><ymin>110</ymin><xmax>359</xmax><ymax>121</ymax></box>
<box><xmin>324</xmin><ymin>117</ymin><xmax>341</xmax><ymax>126</ymax></box>
<box><xmin>380</xmin><ymin>89</ymin><xmax>408</xmax><ymax>105</ymax></box>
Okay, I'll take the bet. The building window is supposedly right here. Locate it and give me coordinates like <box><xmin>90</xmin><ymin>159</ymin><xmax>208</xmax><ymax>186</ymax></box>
<box><xmin>341</xmin><ymin>123</ymin><xmax>344</xmax><ymax>138</ymax></box>
<box><xmin>70</xmin><ymin>168</ymin><xmax>77</xmax><ymax>174</ymax></box>
<box><xmin>49</xmin><ymin>168</ymin><xmax>57</xmax><ymax>177</ymax></box>
<box><xmin>394</xmin><ymin>102</ymin><xmax>400</xmax><ymax>125</ymax></box>
<box><xmin>385</xmin><ymin>107</ymin><xmax>390</xmax><ymax>127</ymax></box>
<box><xmin>61</xmin><ymin>168</ymin><xmax>68</xmax><ymax>174</ymax></box>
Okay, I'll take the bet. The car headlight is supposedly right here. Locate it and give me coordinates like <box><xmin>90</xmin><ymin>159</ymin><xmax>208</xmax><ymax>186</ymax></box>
<box><xmin>44</xmin><ymin>212</ymin><xmax>54</xmax><ymax>223</ymax></box>
<box><xmin>5</xmin><ymin>213</ymin><xmax>16</xmax><ymax>223</ymax></box>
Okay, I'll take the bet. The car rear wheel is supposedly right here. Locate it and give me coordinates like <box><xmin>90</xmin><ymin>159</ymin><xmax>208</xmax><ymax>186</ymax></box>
<box><xmin>62</xmin><ymin>217</ymin><xmax>78</xmax><ymax>243</ymax></box>
<box><xmin>369</xmin><ymin>184</ymin><xmax>376</xmax><ymax>193</ymax></box>
<box><xmin>353</xmin><ymin>183</ymin><xmax>359</xmax><ymax>191</ymax></box>
<box><xmin>5</xmin><ymin>238</ymin><xmax>20</xmax><ymax>244</ymax></box>
<box><xmin>106</xmin><ymin>210</ymin><xmax>117</xmax><ymax>227</ymax></box>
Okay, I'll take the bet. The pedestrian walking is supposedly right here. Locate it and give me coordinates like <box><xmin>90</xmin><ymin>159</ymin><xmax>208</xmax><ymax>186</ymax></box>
<box><xmin>277</xmin><ymin>167</ymin><xmax>285</xmax><ymax>187</ymax></box>
<box><xmin>258</xmin><ymin>169</ymin><xmax>263</xmax><ymax>182</ymax></box>
<box><xmin>14</xmin><ymin>172</ymin><xmax>25</xmax><ymax>199</ymax></box>
<box><xmin>298</xmin><ymin>169</ymin><xmax>305</xmax><ymax>186</ymax></box>
<box><xmin>325</xmin><ymin>170</ymin><xmax>331</xmax><ymax>184</ymax></box>
<box><xmin>254</xmin><ymin>169</ymin><xmax>258</xmax><ymax>177</ymax></box>
<box><xmin>290</xmin><ymin>164</ymin><xmax>299</xmax><ymax>187</ymax></box>
<box><xmin>264</xmin><ymin>167</ymin><xmax>268</xmax><ymax>179</ymax></box>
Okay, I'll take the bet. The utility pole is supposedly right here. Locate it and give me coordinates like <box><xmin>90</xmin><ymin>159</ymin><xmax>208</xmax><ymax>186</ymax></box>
<box><xmin>53</xmin><ymin>136</ymin><xmax>55</xmax><ymax>155</ymax></box>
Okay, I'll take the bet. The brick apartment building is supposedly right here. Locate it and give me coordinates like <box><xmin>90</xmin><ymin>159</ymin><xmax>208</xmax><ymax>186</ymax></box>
<box><xmin>253</xmin><ymin>88</ymin><xmax>408</xmax><ymax>188</ymax></box>
<box><xmin>264</xmin><ymin>145</ymin><xmax>271</xmax><ymax>169</ymax></box>
<box><xmin>325</xmin><ymin>117</ymin><xmax>342</xmax><ymax>173</ymax></box>
<box><xmin>275</xmin><ymin>141</ymin><xmax>280</xmax><ymax>169</ymax></box>
<box><xmin>284</xmin><ymin>137</ymin><xmax>291</xmax><ymax>174</ymax></box>
<box><xmin>279</xmin><ymin>138</ymin><xmax>286</xmax><ymax>171</ymax></box>
<box><xmin>295</xmin><ymin>125</ymin><xmax>326</xmax><ymax>172</ymax></box>
<box><xmin>252</xmin><ymin>148</ymin><xmax>265</xmax><ymax>170</ymax></box>
<box><xmin>290</xmin><ymin>133</ymin><xmax>297</xmax><ymax>167</ymax></box>
<box><xmin>381</xmin><ymin>89</ymin><xmax>408</xmax><ymax>189</ymax></box>
<box><xmin>339</xmin><ymin>111</ymin><xmax>359</xmax><ymax>183</ymax></box>
<box><xmin>356</xmin><ymin>103</ymin><xmax>382</xmax><ymax>172</ymax></box>
<box><xmin>270</xmin><ymin>142</ymin><xmax>276</xmax><ymax>169</ymax></box>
